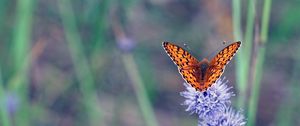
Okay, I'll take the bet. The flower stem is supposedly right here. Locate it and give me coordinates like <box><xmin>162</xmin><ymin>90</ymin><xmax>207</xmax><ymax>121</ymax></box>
<box><xmin>0</xmin><ymin>67</ymin><xmax>11</xmax><ymax>126</ymax></box>
<box><xmin>122</xmin><ymin>53</ymin><xmax>158</xmax><ymax>126</ymax></box>
<box><xmin>247</xmin><ymin>0</ymin><xmax>272</xmax><ymax>126</ymax></box>
<box><xmin>10</xmin><ymin>0</ymin><xmax>35</xmax><ymax>125</ymax></box>
<box><xmin>58</xmin><ymin>0</ymin><xmax>103</xmax><ymax>125</ymax></box>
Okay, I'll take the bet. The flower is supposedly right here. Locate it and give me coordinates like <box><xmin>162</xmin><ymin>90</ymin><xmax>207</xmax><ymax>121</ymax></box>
<box><xmin>0</xmin><ymin>92</ymin><xmax>20</xmax><ymax>114</ymax></box>
<box><xmin>180</xmin><ymin>77</ymin><xmax>246</xmax><ymax>126</ymax></box>
<box><xmin>199</xmin><ymin>107</ymin><xmax>246</xmax><ymax>126</ymax></box>
<box><xmin>116</xmin><ymin>36</ymin><xmax>135</xmax><ymax>53</ymax></box>
<box><xmin>180</xmin><ymin>78</ymin><xmax>234</xmax><ymax>117</ymax></box>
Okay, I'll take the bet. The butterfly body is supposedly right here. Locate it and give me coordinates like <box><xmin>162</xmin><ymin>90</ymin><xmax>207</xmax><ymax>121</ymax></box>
<box><xmin>198</xmin><ymin>59</ymin><xmax>209</xmax><ymax>81</ymax></box>
<box><xmin>162</xmin><ymin>41</ymin><xmax>241</xmax><ymax>92</ymax></box>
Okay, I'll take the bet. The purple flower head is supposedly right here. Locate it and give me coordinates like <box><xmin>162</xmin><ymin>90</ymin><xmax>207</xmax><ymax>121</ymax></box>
<box><xmin>0</xmin><ymin>92</ymin><xmax>20</xmax><ymax>114</ymax></box>
<box><xmin>180</xmin><ymin>77</ymin><xmax>246</xmax><ymax>126</ymax></box>
<box><xmin>180</xmin><ymin>77</ymin><xmax>234</xmax><ymax>117</ymax></box>
<box><xmin>116</xmin><ymin>35</ymin><xmax>135</xmax><ymax>53</ymax></box>
<box><xmin>199</xmin><ymin>107</ymin><xmax>246</xmax><ymax>126</ymax></box>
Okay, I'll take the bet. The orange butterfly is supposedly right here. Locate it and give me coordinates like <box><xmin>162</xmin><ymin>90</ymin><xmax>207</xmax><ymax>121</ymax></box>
<box><xmin>162</xmin><ymin>41</ymin><xmax>241</xmax><ymax>92</ymax></box>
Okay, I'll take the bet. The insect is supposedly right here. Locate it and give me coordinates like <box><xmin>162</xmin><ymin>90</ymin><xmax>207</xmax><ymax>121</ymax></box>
<box><xmin>162</xmin><ymin>41</ymin><xmax>241</xmax><ymax>92</ymax></box>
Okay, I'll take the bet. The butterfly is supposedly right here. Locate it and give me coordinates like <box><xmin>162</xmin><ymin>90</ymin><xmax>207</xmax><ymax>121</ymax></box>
<box><xmin>162</xmin><ymin>41</ymin><xmax>241</xmax><ymax>92</ymax></box>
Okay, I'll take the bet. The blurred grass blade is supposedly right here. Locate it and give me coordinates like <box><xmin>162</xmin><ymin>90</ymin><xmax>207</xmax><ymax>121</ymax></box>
<box><xmin>247</xmin><ymin>47</ymin><xmax>265</xmax><ymax>126</ymax></box>
<box><xmin>232</xmin><ymin>0</ymin><xmax>242</xmax><ymax>41</ymax></box>
<box><xmin>8</xmin><ymin>38</ymin><xmax>46</xmax><ymax>126</ymax></box>
<box><xmin>247</xmin><ymin>0</ymin><xmax>272</xmax><ymax>126</ymax></box>
<box><xmin>232</xmin><ymin>0</ymin><xmax>247</xmax><ymax>109</ymax></box>
<box><xmin>243</xmin><ymin>0</ymin><xmax>256</xmax><ymax>99</ymax></box>
<box><xmin>122</xmin><ymin>54</ymin><xmax>158</xmax><ymax>126</ymax></box>
<box><xmin>57</xmin><ymin>0</ymin><xmax>103</xmax><ymax>125</ymax></box>
<box><xmin>12</xmin><ymin>0</ymin><xmax>35</xmax><ymax>68</ymax></box>
<box><xmin>83</xmin><ymin>0</ymin><xmax>109</xmax><ymax>51</ymax></box>
<box><xmin>260</xmin><ymin>0</ymin><xmax>272</xmax><ymax>44</ymax></box>
<box><xmin>112</xmin><ymin>3</ymin><xmax>158</xmax><ymax>125</ymax></box>
<box><xmin>244</xmin><ymin>0</ymin><xmax>256</xmax><ymax>60</ymax></box>
<box><xmin>9</xmin><ymin>0</ymin><xmax>36</xmax><ymax>125</ymax></box>
<box><xmin>0</xmin><ymin>67</ymin><xmax>11</xmax><ymax>126</ymax></box>
<box><xmin>233</xmin><ymin>0</ymin><xmax>257</xmax><ymax>109</ymax></box>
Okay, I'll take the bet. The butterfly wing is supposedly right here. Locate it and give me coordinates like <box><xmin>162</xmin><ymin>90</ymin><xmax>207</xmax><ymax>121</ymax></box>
<box><xmin>206</xmin><ymin>41</ymin><xmax>241</xmax><ymax>85</ymax></box>
<box><xmin>162</xmin><ymin>42</ymin><xmax>202</xmax><ymax>90</ymax></box>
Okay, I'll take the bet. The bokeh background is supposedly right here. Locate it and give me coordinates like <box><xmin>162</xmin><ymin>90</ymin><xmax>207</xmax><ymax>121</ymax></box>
<box><xmin>0</xmin><ymin>0</ymin><xmax>299</xmax><ymax>126</ymax></box>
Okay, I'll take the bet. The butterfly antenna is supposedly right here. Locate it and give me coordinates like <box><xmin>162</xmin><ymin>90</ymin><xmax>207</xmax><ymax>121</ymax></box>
<box><xmin>183</xmin><ymin>43</ymin><xmax>191</xmax><ymax>50</ymax></box>
<box><xmin>207</xmin><ymin>41</ymin><xmax>228</xmax><ymax>59</ymax></box>
<box><xmin>183</xmin><ymin>42</ymin><xmax>199</xmax><ymax>58</ymax></box>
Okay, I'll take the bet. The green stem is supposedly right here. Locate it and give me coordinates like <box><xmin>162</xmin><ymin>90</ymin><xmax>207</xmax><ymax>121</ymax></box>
<box><xmin>0</xmin><ymin>67</ymin><xmax>11</xmax><ymax>126</ymax></box>
<box><xmin>247</xmin><ymin>47</ymin><xmax>265</xmax><ymax>126</ymax></box>
<box><xmin>122</xmin><ymin>54</ymin><xmax>158</xmax><ymax>126</ymax></box>
<box><xmin>232</xmin><ymin>0</ymin><xmax>242</xmax><ymax>41</ymax></box>
<box><xmin>247</xmin><ymin>0</ymin><xmax>272</xmax><ymax>126</ymax></box>
<box><xmin>58</xmin><ymin>0</ymin><xmax>103</xmax><ymax>125</ymax></box>
<box><xmin>10</xmin><ymin>0</ymin><xmax>35</xmax><ymax>125</ymax></box>
<box><xmin>232</xmin><ymin>0</ymin><xmax>247</xmax><ymax>109</ymax></box>
<box><xmin>260</xmin><ymin>0</ymin><xmax>272</xmax><ymax>43</ymax></box>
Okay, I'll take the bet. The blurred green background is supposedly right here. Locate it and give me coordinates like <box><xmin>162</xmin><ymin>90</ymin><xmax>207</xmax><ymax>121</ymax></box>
<box><xmin>0</xmin><ymin>0</ymin><xmax>299</xmax><ymax>126</ymax></box>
